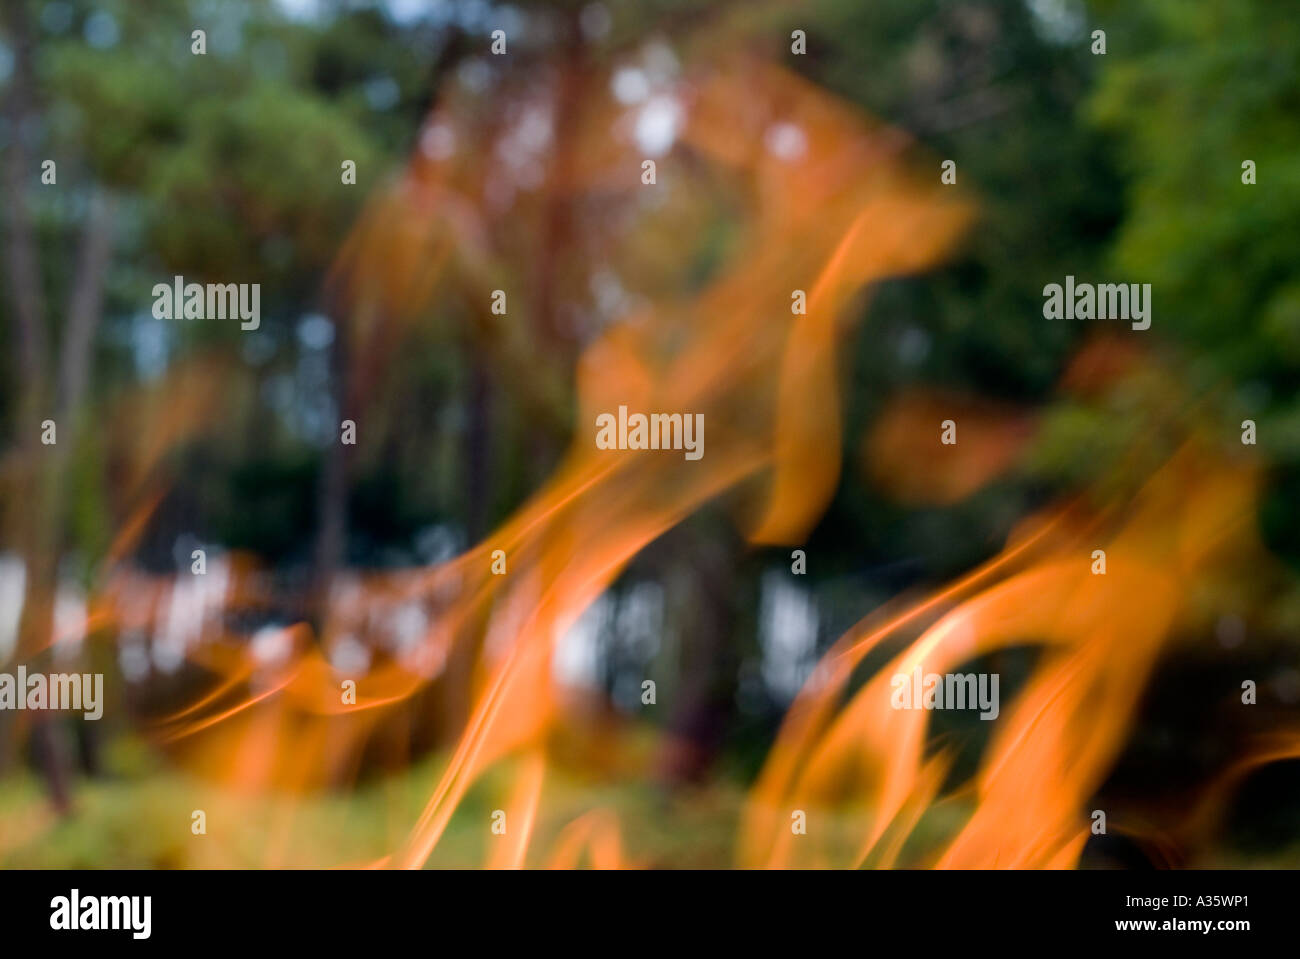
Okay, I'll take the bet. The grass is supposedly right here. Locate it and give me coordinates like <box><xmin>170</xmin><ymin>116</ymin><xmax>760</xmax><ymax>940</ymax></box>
<box><xmin>4</xmin><ymin>733</ymin><xmax>1295</xmax><ymax>868</ymax></box>
<box><xmin>0</xmin><ymin>732</ymin><xmax>749</xmax><ymax>868</ymax></box>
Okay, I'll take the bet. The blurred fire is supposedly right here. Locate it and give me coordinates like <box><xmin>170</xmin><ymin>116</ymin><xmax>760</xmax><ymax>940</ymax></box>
<box><xmin>8</xmin><ymin>51</ymin><xmax>1296</xmax><ymax>871</ymax></box>
<box><xmin>743</xmin><ymin>440</ymin><xmax>1272</xmax><ymax>868</ymax></box>
<box><xmin>864</xmin><ymin>388</ymin><xmax>1036</xmax><ymax>505</ymax></box>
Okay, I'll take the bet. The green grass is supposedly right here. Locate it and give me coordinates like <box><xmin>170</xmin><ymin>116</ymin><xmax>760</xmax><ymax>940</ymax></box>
<box><xmin>0</xmin><ymin>734</ymin><xmax>748</xmax><ymax>868</ymax></box>
<box><xmin>5</xmin><ymin>734</ymin><xmax>1295</xmax><ymax>868</ymax></box>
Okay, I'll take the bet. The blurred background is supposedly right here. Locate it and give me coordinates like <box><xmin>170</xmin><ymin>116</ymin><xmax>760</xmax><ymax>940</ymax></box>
<box><xmin>1</xmin><ymin>0</ymin><xmax>1299</xmax><ymax>868</ymax></box>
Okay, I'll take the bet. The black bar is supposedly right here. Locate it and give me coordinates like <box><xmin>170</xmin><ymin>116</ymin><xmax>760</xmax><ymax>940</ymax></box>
<box><xmin>0</xmin><ymin>869</ymin><xmax>1286</xmax><ymax>947</ymax></box>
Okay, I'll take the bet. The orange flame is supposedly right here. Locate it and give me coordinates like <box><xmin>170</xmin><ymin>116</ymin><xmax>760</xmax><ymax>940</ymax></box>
<box><xmin>742</xmin><ymin>439</ymin><xmax>1278</xmax><ymax>868</ymax></box>
<box><xmin>13</xmin><ymin>50</ymin><xmax>1294</xmax><ymax>873</ymax></box>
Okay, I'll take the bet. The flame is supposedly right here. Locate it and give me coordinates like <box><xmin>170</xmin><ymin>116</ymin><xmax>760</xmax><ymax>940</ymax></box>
<box><xmin>0</xmin><ymin>56</ymin><xmax>967</xmax><ymax>867</ymax></box>
<box><xmin>7</xmin><ymin>49</ymin><xmax>1296</xmax><ymax>872</ymax></box>
<box><xmin>742</xmin><ymin>436</ymin><xmax>1280</xmax><ymax>869</ymax></box>
<box><xmin>361</xmin><ymin>59</ymin><xmax>974</xmax><ymax>867</ymax></box>
<box><xmin>547</xmin><ymin>809</ymin><xmax>625</xmax><ymax>870</ymax></box>
<box><xmin>864</xmin><ymin>389</ymin><xmax>1037</xmax><ymax>505</ymax></box>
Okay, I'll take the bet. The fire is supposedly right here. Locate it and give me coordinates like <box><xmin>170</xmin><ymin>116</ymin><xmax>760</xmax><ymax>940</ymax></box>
<box><xmin>742</xmin><ymin>419</ymin><xmax>1280</xmax><ymax>868</ymax></box>
<box><xmin>369</xmin><ymin>59</ymin><xmax>974</xmax><ymax>867</ymax></box>
<box><xmin>128</xmin><ymin>56</ymin><xmax>967</xmax><ymax>866</ymax></box>
<box><xmin>6</xmin><ymin>49</ymin><xmax>1295</xmax><ymax>871</ymax></box>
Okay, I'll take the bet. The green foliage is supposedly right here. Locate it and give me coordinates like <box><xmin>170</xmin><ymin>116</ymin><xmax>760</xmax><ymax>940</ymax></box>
<box><xmin>1089</xmin><ymin>0</ymin><xmax>1300</xmax><ymax>434</ymax></box>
